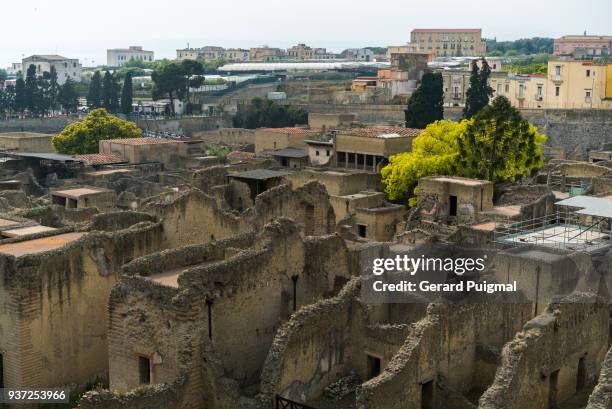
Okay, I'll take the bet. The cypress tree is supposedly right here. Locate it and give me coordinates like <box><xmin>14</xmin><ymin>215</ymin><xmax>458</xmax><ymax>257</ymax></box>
<box><xmin>25</xmin><ymin>64</ymin><xmax>39</xmax><ymax>114</ymax></box>
<box><xmin>14</xmin><ymin>76</ymin><xmax>26</xmax><ymax>114</ymax></box>
<box><xmin>404</xmin><ymin>72</ymin><xmax>444</xmax><ymax>129</ymax></box>
<box><xmin>87</xmin><ymin>71</ymin><xmax>103</xmax><ymax>108</ymax></box>
<box><xmin>464</xmin><ymin>58</ymin><xmax>493</xmax><ymax>119</ymax></box>
<box><xmin>121</xmin><ymin>72</ymin><xmax>134</xmax><ymax>115</ymax></box>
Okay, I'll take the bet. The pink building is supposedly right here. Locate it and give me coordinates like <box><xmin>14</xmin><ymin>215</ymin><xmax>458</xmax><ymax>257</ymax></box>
<box><xmin>554</xmin><ymin>35</ymin><xmax>612</xmax><ymax>56</ymax></box>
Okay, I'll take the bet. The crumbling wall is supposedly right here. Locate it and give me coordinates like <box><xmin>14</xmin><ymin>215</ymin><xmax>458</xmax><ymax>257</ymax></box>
<box><xmin>86</xmin><ymin>211</ymin><xmax>157</xmax><ymax>232</ymax></box>
<box><xmin>357</xmin><ymin>300</ymin><xmax>531</xmax><ymax>409</ymax></box>
<box><xmin>586</xmin><ymin>346</ymin><xmax>612</xmax><ymax>409</ymax></box>
<box><xmin>0</xmin><ymin>222</ymin><xmax>163</xmax><ymax>391</ymax></box>
<box><xmin>258</xmin><ymin>278</ymin><xmax>361</xmax><ymax>405</ymax></box>
<box><xmin>105</xmin><ymin>219</ymin><xmax>352</xmax><ymax>409</ymax></box>
<box><xmin>479</xmin><ymin>293</ymin><xmax>609</xmax><ymax>409</ymax></box>
<box><xmin>145</xmin><ymin>189</ymin><xmax>246</xmax><ymax>248</ymax></box>
<box><xmin>249</xmin><ymin>181</ymin><xmax>336</xmax><ymax>236</ymax></box>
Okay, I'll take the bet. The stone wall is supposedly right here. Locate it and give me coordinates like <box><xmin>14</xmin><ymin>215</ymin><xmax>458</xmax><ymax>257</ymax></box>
<box><xmin>479</xmin><ymin>292</ymin><xmax>609</xmax><ymax>409</ymax></box>
<box><xmin>136</xmin><ymin>117</ymin><xmax>231</xmax><ymax>136</ymax></box>
<box><xmin>357</xmin><ymin>300</ymin><xmax>531</xmax><ymax>409</ymax></box>
<box><xmin>103</xmin><ymin>219</ymin><xmax>353</xmax><ymax>409</ymax></box>
<box><xmin>0</xmin><ymin>221</ymin><xmax>162</xmax><ymax>391</ymax></box>
<box><xmin>0</xmin><ymin>116</ymin><xmax>77</xmax><ymax>133</ymax></box>
<box><xmin>586</xmin><ymin>346</ymin><xmax>612</xmax><ymax>409</ymax></box>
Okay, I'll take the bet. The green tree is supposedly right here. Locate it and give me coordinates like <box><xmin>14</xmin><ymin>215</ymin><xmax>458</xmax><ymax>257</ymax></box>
<box><xmin>14</xmin><ymin>76</ymin><xmax>26</xmax><ymax>113</ymax></box>
<box><xmin>0</xmin><ymin>68</ymin><xmax>7</xmax><ymax>83</ymax></box>
<box><xmin>120</xmin><ymin>72</ymin><xmax>134</xmax><ymax>115</ymax></box>
<box><xmin>381</xmin><ymin>120</ymin><xmax>468</xmax><ymax>204</ymax></box>
<box><xmin>404</xmin><ymin>72</ymin><xmax>444</xmax><ymax>129</ymax></box>
<box><xmin>233</xmin><ymin>97</ymin><xmax>308</xmax><ymax>129</ymax></box>
<box><xmin>87</xmin><ymin>71</ymin><xmax>103</xmax><ymax>108</ymax></box>
<box><xmin>102</xmin><ymin>71</ymin><xmax>120</xmax><ymax>112</ymax></box>
<box><xmin>38</xmin><ymin>71</ymin><xmax>51</xmax><ymax>115</ymax></box>
<box><xmin>52</xmin><ymin>108</ymin><xmax>142</xmax><ymax>154</ymax></box>
<box><xmin>58</xmin><ymin>78</ymin><xmax>79</xmax><ymax>112</ymax></box>
<box><xmin>464</xmin><ymin>58</ymin><xmax>493</xmax><ymax>119</ymax></box>
<box><xmin>0</xmin><ymin>85</ymin><xmax>15</xmax><ymax>117</ymax></box>
<box><xmin>48</xmin><ymin>66</ymin><xmax>60</xmax><ymax>112</ymax></box>
<box><xmin>181</xmin><ymin>60</ymin><xmax>205</xmax><ymax>114</ymax></box>
<box><xmin>151</xmin><ymin>63</ymin><xmax>188</xmax><ymax>115</ymax></box>
<box><xmin>457</xmin><ymin>96</ymin><xmax>546</xmax><ymax>183</ymax></box>
<box><xmin>25</xmin><ymin>64</ymin><xmax>41</xmax><ymax>114</ymax></box>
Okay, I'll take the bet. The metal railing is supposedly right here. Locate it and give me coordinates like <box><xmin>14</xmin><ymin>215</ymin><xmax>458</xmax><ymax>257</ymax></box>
<box><xmin>275</xmin><ymin>395</ymin><xmax>317</xmax><ymax>409</ymax></box>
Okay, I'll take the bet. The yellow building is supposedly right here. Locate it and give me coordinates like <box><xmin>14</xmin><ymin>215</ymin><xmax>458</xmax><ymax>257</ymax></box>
<box><xmin>545</xmin><ymin>60</ymin><xmax>612</xmax><ymax>109</ymax></box>
<box><xmin>490</xmin><ymin>73</ymin><xmax>547</xmax><ymax>109</ymax></box>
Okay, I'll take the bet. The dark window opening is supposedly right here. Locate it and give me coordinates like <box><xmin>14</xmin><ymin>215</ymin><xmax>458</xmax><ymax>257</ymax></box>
<box><xmin>358</xmin><ymin>224</ymin><xmax>367</xmax><ymax>238</ymax></box>
<box><xmin>367</xmin><ymin>355</ymin><xmax>381</xmax><ymax>380</ymax></box>
<box><xmin>138</xmin><ymin>356</ymin><xmax>151</xmax><ymax>384</ymax></box>
<box><xmin>577</xmin><ymin>356</ymin><xmax>586</xmax><ymax>390</ymax></box>
<box><xmin>548</xmin><ymin>369</ymin><xmax>559</xmax><ymax>409</ymax></box>
<box><xmin>291</xmin><ymin>276</ymin><xmax>298</xmax><ymax>311</ymax></box>
<box><xmin>421</xmin><ymin>380</ymin><xmax>434</xmax><ymax>409</ymax></box>
<box><xmin>206</xmin><ymin>299</ymin><xmax>213</xmax><ymax>340</ymax></box>
<box><xmin>281</xmin><ymin>158</ymin><xmax>288</xmax><ymax>167</ymax></box>
<box><xmin>449</xmin><ymin>195</ymin><xmax>458</xmax><ymax>217</ymax></box>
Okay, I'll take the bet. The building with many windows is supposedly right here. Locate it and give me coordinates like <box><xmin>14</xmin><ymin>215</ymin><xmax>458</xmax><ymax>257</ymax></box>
<box><xmin>175</xmin><ymin>46</ymin><xmax>249</xmax><ymax>62</ymax></box>
<box><xmin>410</xmin><ymin>28</ymin><xmax>486</xmax><ymax>57</ymax></box>
<box><xmin>554</xmin><ymin>35</ymin><xmax>612</xmax><ymax>57</ymax></box>
<box><xmin>545</xmin><ymin>60</ymin><xmax>612</xmax><ymax>109</ymax></box>
<box><xmin>21</xmin><ymin>55</ymin><xmax>81</xmax><ymax>85</ymax></box>
<box><xmin>286</xmin><ymin>44</ymin><xmax>314</xmax><ymax>60</ymax></box>
<box><xmin>107</xmin><ymin>46</ymin><xmax>154</xmax><ymax>67</ymax></box>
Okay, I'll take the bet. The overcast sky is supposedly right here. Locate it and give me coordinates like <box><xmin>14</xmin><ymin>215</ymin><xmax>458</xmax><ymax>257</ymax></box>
<box><xmin>1</xmin><ymin>0</ymin><xmax>610</xmax><ymax>67</ymax></box>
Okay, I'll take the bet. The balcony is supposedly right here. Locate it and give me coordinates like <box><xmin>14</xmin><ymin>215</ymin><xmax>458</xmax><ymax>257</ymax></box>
<box><xmin>452</xmin><ymin>93</ymin><xmax>462</xmax><ymax>100</ymax></box>
<box><xmin>549</xmin><ymin>74</ymin><xmax>563</xmax><ymax>84</ymax></box>
<box><xmin>535</xmin><ymin>94</ymin><xmax>543</xmax><ymax>101</ymax></box>
<box><xmin>516</xmin><ymin>93</ymin><xmax>525</xmax><ymax>100</ymax></box>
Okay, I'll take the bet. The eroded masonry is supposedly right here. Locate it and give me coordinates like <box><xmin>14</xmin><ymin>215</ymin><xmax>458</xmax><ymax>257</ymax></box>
<box><xmin>0</xmin><ymin>120</ymin><xmax>610</xmax><ymax>409</ymax></box>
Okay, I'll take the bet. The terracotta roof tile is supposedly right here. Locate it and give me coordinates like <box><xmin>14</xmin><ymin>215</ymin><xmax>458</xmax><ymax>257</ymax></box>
<box><xmin>75</xmin><ymin>153</ymin><xmax>127</xmax><ymax>165</ymax></box>
<box><xmin>337</xmin><ymin>127</ymin><xmax>422</xmax><ymax>138</ymax></box>
<box><xmin>259</xmin><ymin>127</ymin><xmax>320</xmax><ymax>136</ymax></box>
<box><xmin>103</xmin><ymin>137</ymin><xmax>181</xmax><ymax>146</ymax></box>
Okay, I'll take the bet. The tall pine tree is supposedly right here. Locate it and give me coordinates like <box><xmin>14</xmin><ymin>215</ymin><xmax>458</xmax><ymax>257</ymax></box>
<box><xmin>14</xmin><ymin>76</ymin><xmax>26</xmax><ymax>114</ymax></box>
<box><xmin>121</xmin><ymin>72</ymin><xmax>134</xmax><ymax>115</ymax></box>
<box><xmin>102</xmin><ymin>71</ymin><xmax>114</xmax><ymax>111</ymax></box>
<box><xmin>25</xmin><ymin>64</ymin><xmax>40</xmax><ymax>114</ymax></box>
<box><xmin>404</xmin><ymin>72</ymin><xmax>444</xmax><ymax>129</ymax></box>
<box><xmin>87</xmin><ymin>71</ymin><xmax>103</xmax><ymax>109</ymax></box>
<box><xmin>463</xmin><ymin>58</ymin><xmax>493</xmax><ymax>119</ymax></box>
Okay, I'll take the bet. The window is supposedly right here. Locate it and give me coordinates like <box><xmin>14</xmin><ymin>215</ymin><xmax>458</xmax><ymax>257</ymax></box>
<box><xmin>449</xmin><ymin>195</ymin><xmax>458</xmax><ymax>217</ymax></box>
<box><xmin>505</xmin><ymin>84</ymin><xmax>509</xmax><ymax>93</ymax></box>
<box><xmin>586</xmin><ymin>69</ymin><xmax>590</xmax><ymax>77</ymax></box>
<box><xmin>555</xmin><ymin>65</ymin><xmax>561</xmax><ymax>76</ymax></box>
<box><xmin>358</xmin><ymin>224</ymin><xmax>367</xmax><ymax>238</ymax></box>
<box><xmin>586</xmin><ymin>90</ymin><xmax>592</xmax><ymax>98</ymax></box>
<box><xmin>537</xmin><ymin>85</ymin><xmax>543</xmax><ymax>96</ymax></box>
<box><xmin>315</xmin><ymin>150</ymin><xmax>320</xmax><ymax>156</ymax></box>
<box><xmin>138</xmin><ymin>356</ymin><xmax>151</xmax><ymax>384</ymax></box>
<box><xmin>555</xmin><ymin>86</ymin><xmax>560</xmax><ymax>96</ymax></box>
<box><xmin>326</xmin><ymin>150</ymin><xmax>330</xmax><ymax>156</ymax></box>
<box><xmin>496</xmin><ymin>84</ymin><xmax>502</xmax><ymax>94</ymax></box>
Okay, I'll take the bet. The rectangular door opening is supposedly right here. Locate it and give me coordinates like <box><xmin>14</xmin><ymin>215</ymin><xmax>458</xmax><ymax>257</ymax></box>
<box><xmin>548</xmin><ymin>369</ymin><xmax>559</xmax><ymax>408</ymax></box>
<box><xmin>449</xmin><ymin>195</ymin><xmax>457</xmax><ymax>217</ymax></box>
<box><xmin>367</xmin><ymin>354</ymin><xmax>381</xmax><ymax>380</ymax></box>
<box><xmin>576</xmin><ymin>356</ymin><xmax>586</xmax><ymax>390</ymax></box>
<box><xmin>358</xmin><ymin>224</ymin><xmax>367</xmax><ymax>238</ymax></box>
<box><xmin>421</xmin><ymin>379</ymin><xmax>434</xmax><ymax>409</ymax></box>
<box><xmin>138</xmin><ymin>356</ymin><xmax>151</xmax><ymax>385</ymax></box>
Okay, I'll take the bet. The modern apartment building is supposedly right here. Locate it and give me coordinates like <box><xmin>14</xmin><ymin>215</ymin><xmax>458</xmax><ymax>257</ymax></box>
<box><xmin>107</xmin><ymin>46</ymin><xmax>154</xmax><ymax>67</ymax></box>
<box><xmin>410</xmin><ymin>28</ymin><xmax>486</xmax><ymax>57</ymax></box>
<box><xmin>21</xmin><ymin>55</ymin><xmax>81</xmax><ymax>84</ymax></box>
<box><xmin>554</xmin><ymin>35</ymin><xmax>612</xmax><ymax>57</ymax></box>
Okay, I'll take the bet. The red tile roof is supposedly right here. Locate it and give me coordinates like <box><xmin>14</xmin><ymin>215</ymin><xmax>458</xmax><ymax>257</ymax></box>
<box><xmin>337</xmin><ymin>127</ymin><xmax>422</xmax><ymax>138</ymax></box>
<box><xmin>259</xmin><ymin>127</ymin><xmax>321</xmax><ymax>136</ymax></box>
<box><xmin>75</xmin><ymin>153</ymin><xmax>127</xmax><ymax>165</ymax></box>
<box><xmin>103</xmin><ymin>137</ymin><xmax>181</xmax><ymax>145</ymax></box>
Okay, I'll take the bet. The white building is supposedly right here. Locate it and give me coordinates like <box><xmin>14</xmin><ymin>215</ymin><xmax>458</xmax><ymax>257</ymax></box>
<box><xmin>21</xmin><ymin>55</ymin><xmax>82</xmax><ymax>84</ymax></box>
<box><xmin>6</xmin><ymin>63</ymin><xmax>22</xmax><ymax>76</ymax></box>
<box><xmin>344</xmin><ymin>48</ymin><xmax>375</xmax><ymax>62</ymax></box>
<box><xmin>107</xmin><ymin>46</ymin><xmax>154</xmax><ymax>67</ymax></box>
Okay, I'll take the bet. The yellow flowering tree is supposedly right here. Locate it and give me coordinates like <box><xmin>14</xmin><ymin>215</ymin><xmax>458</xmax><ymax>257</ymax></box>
<box><xmin>381</xmin><ymin>120</ymin><xmax>468</xmax><ymax>205</ymax></box>
<box><xmin>52</xmin><ymin>108</ymin><xmax>142</xmax><ymax>154</ymax></box>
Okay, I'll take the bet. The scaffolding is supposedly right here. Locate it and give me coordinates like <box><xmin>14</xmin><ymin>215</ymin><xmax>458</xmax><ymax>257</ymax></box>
<box><xmin>493</xmin><ymin>203</ymin><xmax>612</xmax><ymax>252</ymax></box>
